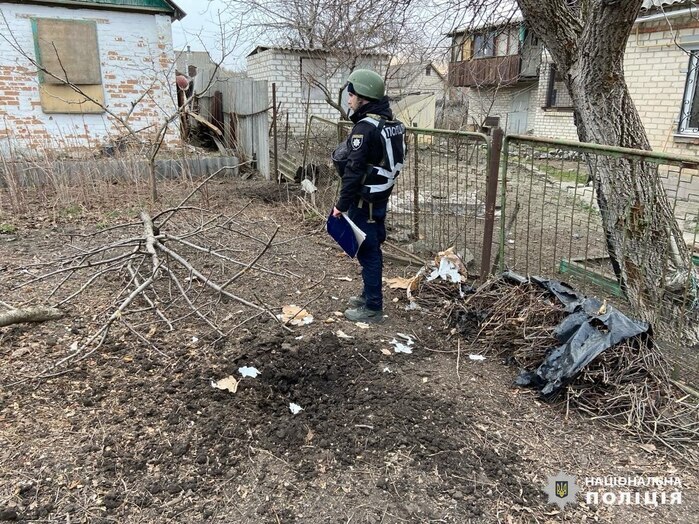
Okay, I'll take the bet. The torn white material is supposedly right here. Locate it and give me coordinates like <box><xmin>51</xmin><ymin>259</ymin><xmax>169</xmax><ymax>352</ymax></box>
<box><xmin>390</xmin><ymin>332</ymin><xmax>416</xmax><ymax>354</ymax></box>
<box><xmin>383</xmin><ymin>367</ymin><xmax>392</xmax><ymax>373</ymax></box>
<box><xmin>405</xmin><ymin>301</ymin><xmax>421</xmax><ymax>311</ymax></box>
<box><xmin>390</xmin><ymin>338</ymin><xmax>413</xmax><ymax>354</ymax></box>
<box><xmin>238</xmin><ymin>366</ymin><xmax>260</xmax><ymax>378</ymax></box>
<box><xmin>301</xmin><ymin>178</ymin><xmax>317</xmax><ymax>193</ymax></box>
<box><xmin>427</xmin><ymin>257</ymin><xmax>462</xmax><ymax>283</ymax></box>
<box><xmin>336</xmin><ymin>330</ymin><xmax>353</xmax><ymax>339</ymax></box>
<box><xmin>469</xmin><ymin>354</ymin><xmax>486</xmax><ymax>361</ymax></box>
<box><xmin>289</xmin><ymin>403</ymin><xmax>303</xmax><ymax>415</ymax></box>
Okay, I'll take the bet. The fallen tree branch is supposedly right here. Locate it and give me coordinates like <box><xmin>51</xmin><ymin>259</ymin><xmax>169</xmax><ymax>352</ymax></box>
<box><xmin>0</xmin><ymin>305</ymin><xmax>64</xmax><ymax>328</ymax></box>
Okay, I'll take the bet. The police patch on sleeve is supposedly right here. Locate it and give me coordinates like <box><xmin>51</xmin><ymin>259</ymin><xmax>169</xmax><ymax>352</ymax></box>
<box><xmin>351</xmin><ymin>135</ymin><xmax>364</xmax><ymax>150</ymax></box>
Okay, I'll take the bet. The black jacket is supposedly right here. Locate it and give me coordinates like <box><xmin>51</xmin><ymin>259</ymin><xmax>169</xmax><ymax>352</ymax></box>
<box><xmin>336</xmin><ymin>97</ymin><xmax>402</xmax><ymax>212</ymax></box>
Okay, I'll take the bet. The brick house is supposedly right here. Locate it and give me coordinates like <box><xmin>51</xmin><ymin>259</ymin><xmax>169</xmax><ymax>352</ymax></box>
<box><xmin>246</xmin><ymin>46</ymin><xmax>388</xmax><ymax>134</ymax></box>
<box><xmin>0</xmin><ymin>0</ymin><xmax>185</xmax><ymax>154</ymax></box>
<box><xmin>448</xmin><ymin>0</ymin><xmax>699</xmax><ymax>154</ymax></box>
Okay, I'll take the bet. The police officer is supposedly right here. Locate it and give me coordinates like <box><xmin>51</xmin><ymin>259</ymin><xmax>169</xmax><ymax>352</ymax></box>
<box><xmin>331</xmin><ymin>69</ymin><xmax>406</xmax><ymax>323</ymax></box>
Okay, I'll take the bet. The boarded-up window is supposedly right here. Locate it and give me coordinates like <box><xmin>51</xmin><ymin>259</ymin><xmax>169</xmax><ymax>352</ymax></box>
<box><xmin>32</xmin><ymin>18</ymin><xmax>105</xmax><ymax>113</ymax></box>
<box><xmin>301</xmin><ymin>57</ymin><xmax>326</xmax><ymax>102</ymax></box>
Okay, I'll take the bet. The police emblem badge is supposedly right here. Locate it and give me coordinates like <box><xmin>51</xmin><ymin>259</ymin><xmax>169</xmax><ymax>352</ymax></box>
<box><xmin>544</xmin><ymin>472</ymin><xmax>579</xmax><ymax>510</ymax></box>
<box><xmin>555</xmin><ymin>481</ymin><xmax>568</xmax><ymax>498</ymax></box>
<box><xmin>351</xmin><ymin>135</ymin><xmax>363</xmax><ymax>150</ymax></box>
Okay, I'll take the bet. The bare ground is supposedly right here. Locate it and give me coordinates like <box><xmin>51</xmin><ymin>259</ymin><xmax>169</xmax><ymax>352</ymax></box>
<box><xmin>0</xmin><ymin>176</ymin><xmax>697</xmax><ymax>523</ymax></box>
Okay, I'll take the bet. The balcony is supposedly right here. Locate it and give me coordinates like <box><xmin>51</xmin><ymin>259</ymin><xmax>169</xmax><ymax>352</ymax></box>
<box><xmin>449</xmin><ymin>55</ymin><xmax>522</xmax><ymax>87</ymax></box>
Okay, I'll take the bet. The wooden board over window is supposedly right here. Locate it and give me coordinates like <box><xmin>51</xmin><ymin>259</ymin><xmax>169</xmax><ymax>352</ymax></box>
<box><xmin>34</xmin><ymin>18</ymin><xmax>101</xmax><ymax>84</ymax></box>
<box><xmin>39</xmin><ymin>84</ymin><xmax>105</xmax><ymax>114</ymax></box>
<box><xmin>32</xmin><ymin>17</ymin><xmax>105</xmax><ymax>113</ymax></box>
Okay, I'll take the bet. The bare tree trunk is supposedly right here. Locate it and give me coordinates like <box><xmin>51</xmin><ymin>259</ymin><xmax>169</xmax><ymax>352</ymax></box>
<box><xmin>518</xmin><ymin>0</ymin><xmax>699</xmax><ymax>342</ymax></box>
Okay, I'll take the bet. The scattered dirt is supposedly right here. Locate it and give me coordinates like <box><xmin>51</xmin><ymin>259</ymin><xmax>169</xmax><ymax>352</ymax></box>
<box><xmin>1</xmin><ymin>176</ymin><xmax>697</xmax><ymax>523</ymax></box>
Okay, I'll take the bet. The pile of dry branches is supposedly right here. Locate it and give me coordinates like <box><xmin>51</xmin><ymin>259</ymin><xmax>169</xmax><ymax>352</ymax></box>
<box><xmin>2</xmin><ymin>174</ymin><xmax>293</xmax><ymax>382</ymax></box>
<box><xmin>415</xmin><ymin>274</ymin><xmax>699</xmax><ymax>456</ymax></box>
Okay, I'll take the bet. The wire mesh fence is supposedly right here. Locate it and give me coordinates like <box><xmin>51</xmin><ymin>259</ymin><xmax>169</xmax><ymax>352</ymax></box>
<box><xmin>292</xmin><ymin>119</ymin><xmax>699</xmax><ymax>386</ymax></box>
<box><xmin>498</xmin><ymin>135</ymin><xmax>699</xmax><ymax>386</ymax></box>
<box><xmin>296</xmin><ymin>117</ymin><xmax>497</xmax><ymax>270</ymax></box>
<box><xmin>389</xmin><ymin>128</ymin><xmax>492</xmax><ymax>270</ymax></box>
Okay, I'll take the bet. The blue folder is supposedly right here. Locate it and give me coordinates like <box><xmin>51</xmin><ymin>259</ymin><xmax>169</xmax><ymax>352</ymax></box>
<box><xmin>327</xmin><ymin>212</ymin><xmax>366</xmax><ymax>258</ymax></box>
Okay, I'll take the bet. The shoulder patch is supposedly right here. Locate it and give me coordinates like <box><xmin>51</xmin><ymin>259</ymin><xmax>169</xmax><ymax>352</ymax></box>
<box><xmin>351</xmin><ymin>135</ymin><xmax>364</xmax><ymax>150</ymax></box>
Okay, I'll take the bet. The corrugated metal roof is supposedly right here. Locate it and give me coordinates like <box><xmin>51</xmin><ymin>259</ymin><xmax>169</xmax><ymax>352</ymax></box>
<box><xmin>641</xmin><ymin>0</ymin><xmax>689</xmax><ymax>10</ymax></box>
<box><xmin>449</xmin><ymin>1</ymin><xmax>522</xmax><ymax>35</ymax></box>
<box><xmin>13</xmin><ymin>0</ymin><xmax>185</xmax><ymax>20</ymax></box>
<box><xmin>450</xmin><ymin>0</ymin><xmax>689</xmax><ymax>34</ymax></box>
<box><xmin>247</xmin><ymin>45</ymin><xmax>389</xmax><ymax>58</ymax></box>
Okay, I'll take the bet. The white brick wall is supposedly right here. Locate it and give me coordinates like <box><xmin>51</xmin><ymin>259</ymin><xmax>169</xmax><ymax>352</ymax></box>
<box><xmin>625</xmin><ymin>15</ymin><xmax>699</xmax><ymax>156</ymax></box>
<box><xmin>247</xmin><ymin>48</ymin><xmax>387</xmax><ymax>134</ymax></box>
<box><xmin>0</xmin><ymin>3</ymin><xmax>179</xmax><ymax>154</ymax></box>
<box><xmin>531</xmin><ymin>60</ymin><xmax>579</xmax><ymax>141</ymax></box>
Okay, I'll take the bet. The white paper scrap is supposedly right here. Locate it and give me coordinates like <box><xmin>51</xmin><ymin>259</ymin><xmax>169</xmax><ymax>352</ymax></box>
<box><xmin>426</xmin><ymin>257</ymin><xmax>462</xmax><ymax>283</ymax></box>
<box><xmin>469</xmin><ymin>354</ymin><xmax>486</xmax><ymax>361</ymax></box>
<box><xmin>289</xmin><ymin>403</ymin><xmax>303</xmax><ymax>415</ymax></box>
<box><xmin>390</xmin><ymin>338</ymin><xmax>413</xmax><ymax>354</ymax></box>
<box><xmin>238</xmin><ymin>366</ymin><xmax>260</xmax><ymax>378</ymax></box>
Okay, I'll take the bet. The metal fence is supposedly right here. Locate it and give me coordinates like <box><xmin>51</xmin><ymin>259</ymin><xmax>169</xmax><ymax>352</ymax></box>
<box><xmin>498</xmin><ymin>135</ymin><xmax>699</xmax><ymax>386</ymax></box>
<box><xmin>293</xmin><ymin>120</ymin><xmax>699</xmax><ymax>386</ymax></box>
<box><xmin>297</xmin><ymin>117</ymin><xmax>499</xmax><ymax>273</ymax></box>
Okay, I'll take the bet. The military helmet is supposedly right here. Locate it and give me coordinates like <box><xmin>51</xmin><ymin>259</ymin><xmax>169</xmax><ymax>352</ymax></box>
<box><xmin>347</xmin><ymin>69</ymin><xmax>385</xmax><ymax>101</ymax></box>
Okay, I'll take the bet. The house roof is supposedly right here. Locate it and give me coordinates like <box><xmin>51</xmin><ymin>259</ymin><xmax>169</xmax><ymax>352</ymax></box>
<box><xmin>246</xmin><ymin>45</ymin><xmax>389</xmax><ymax>58</ymax></box>
<box><xmin>387</xmin><ymin>62</ymin><xmax>445</xmax><ymax>86</ymax></box>
<box><xmin>450</xmin><ymin>0</ymin><xmax>690</xmax><ymax>35</ymax></box>
<box><xmin>449</xmin><ymin>1</ymin><xmax>522</xmax><ymax>35</ymax></box>
<box><xmin>641</xmin><ymin>0</ymin><xmax>688</xmax><ymax>10</ymax></box>
<box><xmin>10</xmin><ymin>0</ymin><xmax>186</xmax><ymax>20</ymax></box>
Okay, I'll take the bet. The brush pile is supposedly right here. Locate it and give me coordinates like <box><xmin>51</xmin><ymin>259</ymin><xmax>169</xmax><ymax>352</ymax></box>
<box><xmin>412</xmin><ymin>269</ymin><xmax>699</xmax><ymax>457</ymax></box>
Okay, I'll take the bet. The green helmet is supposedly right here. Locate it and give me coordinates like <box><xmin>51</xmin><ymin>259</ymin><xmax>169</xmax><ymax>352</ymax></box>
<box><xmin>347</xmin><ymin>69</ymin><xmax>385</xmax><ymax>101</ymax></box>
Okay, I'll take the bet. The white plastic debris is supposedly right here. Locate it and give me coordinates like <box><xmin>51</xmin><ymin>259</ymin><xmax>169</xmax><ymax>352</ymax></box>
<box><xmin>390</xmin><ymin>338</ymin><xmax>413</xmax><ymax>354</ymax></box>
<box><xmin>405</xmin><ymin>301</ymin><xmax>421</xmax><ymax>311</ymax></box>
<box><xmin>289</xmin><ymin>403</ymin><xmax>303</xmax><ymax>415</ymax></box>
<box><xmin>238</xmin><ymin>366</ymin><xmax>260</xmax><ymax>378</ymax></box>
<box><xmin>469</xmin><ymin>354</ymin><xmax>486</xmax><ymax>361</ymax></box>
<box><xmin>355</xmin><ymin>322</ymin><xmax>371</xmax><ymax>329</ymax></box>
<box><xmin>336</xmin><ymin>330</ymin><xmax>353</xmax><ymax>339</ymax></box>
<box><xmin>301</xmin><ymin>178</ymin><xmax>317</xmax><ymax>193</ymax></box>
<box><xmin>427</xmin><ymin>257</ymin><xmax>462</xmax><ymax>283</ymax></box>
<box><xmin>390</xmin><ymin>333</ymin><xmax>415</xmax><ymax>354</ymax></box>
<box><xmin>383</xmin><ymin>367</ymin><xmax>392</xmax><ymax>373</ymax></box>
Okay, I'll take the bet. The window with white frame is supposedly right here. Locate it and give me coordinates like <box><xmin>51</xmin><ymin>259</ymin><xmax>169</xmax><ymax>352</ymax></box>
<box><xmin>679</xmin><ymin>50</ymin><xmax>699</xmax><ymax>134</ymax></box>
